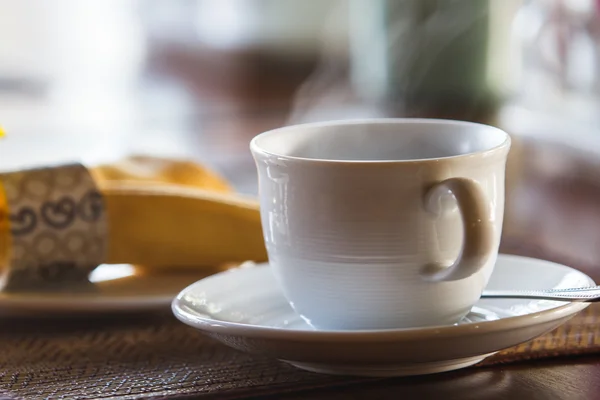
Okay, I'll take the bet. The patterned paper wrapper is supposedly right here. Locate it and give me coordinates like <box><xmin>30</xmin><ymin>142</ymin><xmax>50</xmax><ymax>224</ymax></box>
<box><xmin>0</xmin><ymin>163</ymin><xmax>107</xmax><ymax>292</ymax></box>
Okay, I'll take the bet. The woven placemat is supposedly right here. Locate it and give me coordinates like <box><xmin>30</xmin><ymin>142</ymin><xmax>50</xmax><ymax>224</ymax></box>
<box><xmin>0</xmin><ymin>244</ymin><xmax>599</xmax><ymax>399</ymax></box>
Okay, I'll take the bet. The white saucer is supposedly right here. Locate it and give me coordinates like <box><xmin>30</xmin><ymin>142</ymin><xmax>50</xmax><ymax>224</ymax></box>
<box><xmin>172</xmin><ymin>254</ymin><xmax>594</xmax><ymax>377</ymax></box>
<box><xmin>0</xmin><ymin>265</ymin><xmax>220</xmax><ymax>316</ymax></box>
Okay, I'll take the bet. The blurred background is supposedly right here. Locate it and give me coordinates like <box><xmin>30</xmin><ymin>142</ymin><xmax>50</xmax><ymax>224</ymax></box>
<box><xmin>1</xmin><ymin>0</ymin><xmax>599</xmax><ymax>194</ymax></box>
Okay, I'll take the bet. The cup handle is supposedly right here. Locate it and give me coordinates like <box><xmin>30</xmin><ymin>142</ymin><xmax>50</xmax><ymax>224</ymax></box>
<box><xmin>421</xmin><ymin>177</ymin><xmax>494</xmax><ymax>282</ymax></box>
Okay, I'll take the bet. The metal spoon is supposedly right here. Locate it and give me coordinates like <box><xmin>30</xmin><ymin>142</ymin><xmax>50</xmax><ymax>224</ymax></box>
<box><xmin>481</xmin><ymin>286</ymin><xmax>600</xmax><ymax>302</ymax></box>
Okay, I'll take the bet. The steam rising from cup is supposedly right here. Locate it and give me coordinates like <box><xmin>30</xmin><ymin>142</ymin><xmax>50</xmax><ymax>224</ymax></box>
<box><xmin>288</xmin><ymin>0</ymin><xmax>516</xmax><ymax>125</ymax></box>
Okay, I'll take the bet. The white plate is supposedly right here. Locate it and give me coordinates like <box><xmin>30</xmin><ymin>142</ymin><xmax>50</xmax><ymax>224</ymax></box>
<box><xmin>172</xmin><ymin>254</ymin><xmax>594</xmax><ymax>377</ymax></box>
<box><xmin>0</xmin><ymin>264</ymin><xmax>220</xmax><ymax>316</ymax></box>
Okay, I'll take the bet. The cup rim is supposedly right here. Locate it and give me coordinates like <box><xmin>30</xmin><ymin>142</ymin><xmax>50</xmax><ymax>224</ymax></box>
<box><xmin>250</xmin><ymin>118</ymin><xmax>511</xmax><ymax>164</ymax></box>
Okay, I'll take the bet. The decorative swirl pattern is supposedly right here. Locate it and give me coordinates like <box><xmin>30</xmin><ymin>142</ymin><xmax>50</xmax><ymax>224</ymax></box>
<box><xmin>78</xmin><ymin>191</ymin><xmax>104</xmax><ymax>222</ymax></box>
<box><xmin>9</xmin><ymin>207</ymin><xmax>37</xmax><ymax>236</ymax></box>
<box><xmin>40</xmin><ymin>196</ymin><xmax>77</xmax><ymax>229</ymax></box>
<box><xmin>0</xmin><ymin>164</ymin><xmax>108</xmax><ymax>292</ymax></box>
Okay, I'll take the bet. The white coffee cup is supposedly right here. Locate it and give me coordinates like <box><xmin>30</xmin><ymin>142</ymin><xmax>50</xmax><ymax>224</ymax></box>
<box><xmin>250</xmin><ymin>119</ymin><xmax>510</xmax><ymax>330</ymax></box>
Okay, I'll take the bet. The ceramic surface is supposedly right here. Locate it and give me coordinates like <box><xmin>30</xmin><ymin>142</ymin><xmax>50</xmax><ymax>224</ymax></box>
<box><xmin>173</xmin><ymin>254</ymin><xmax>593</xmax><ymax>377</ymax></box>
<box><xmin>250</xmin><ymin>119</ymin><xmax>511</xmax><ymax>330</ymax></box>
<box><xmin>0</xmin><ymin>264</ymin><xmax>215</xmax><ymax>316</ymax></box>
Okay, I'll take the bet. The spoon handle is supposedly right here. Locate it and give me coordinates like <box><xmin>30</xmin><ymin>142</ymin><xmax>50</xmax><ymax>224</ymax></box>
<box><xmin>481</xmin><ymin>286</ymin><xmax>600</xmax><ymax>302</ymax></box>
